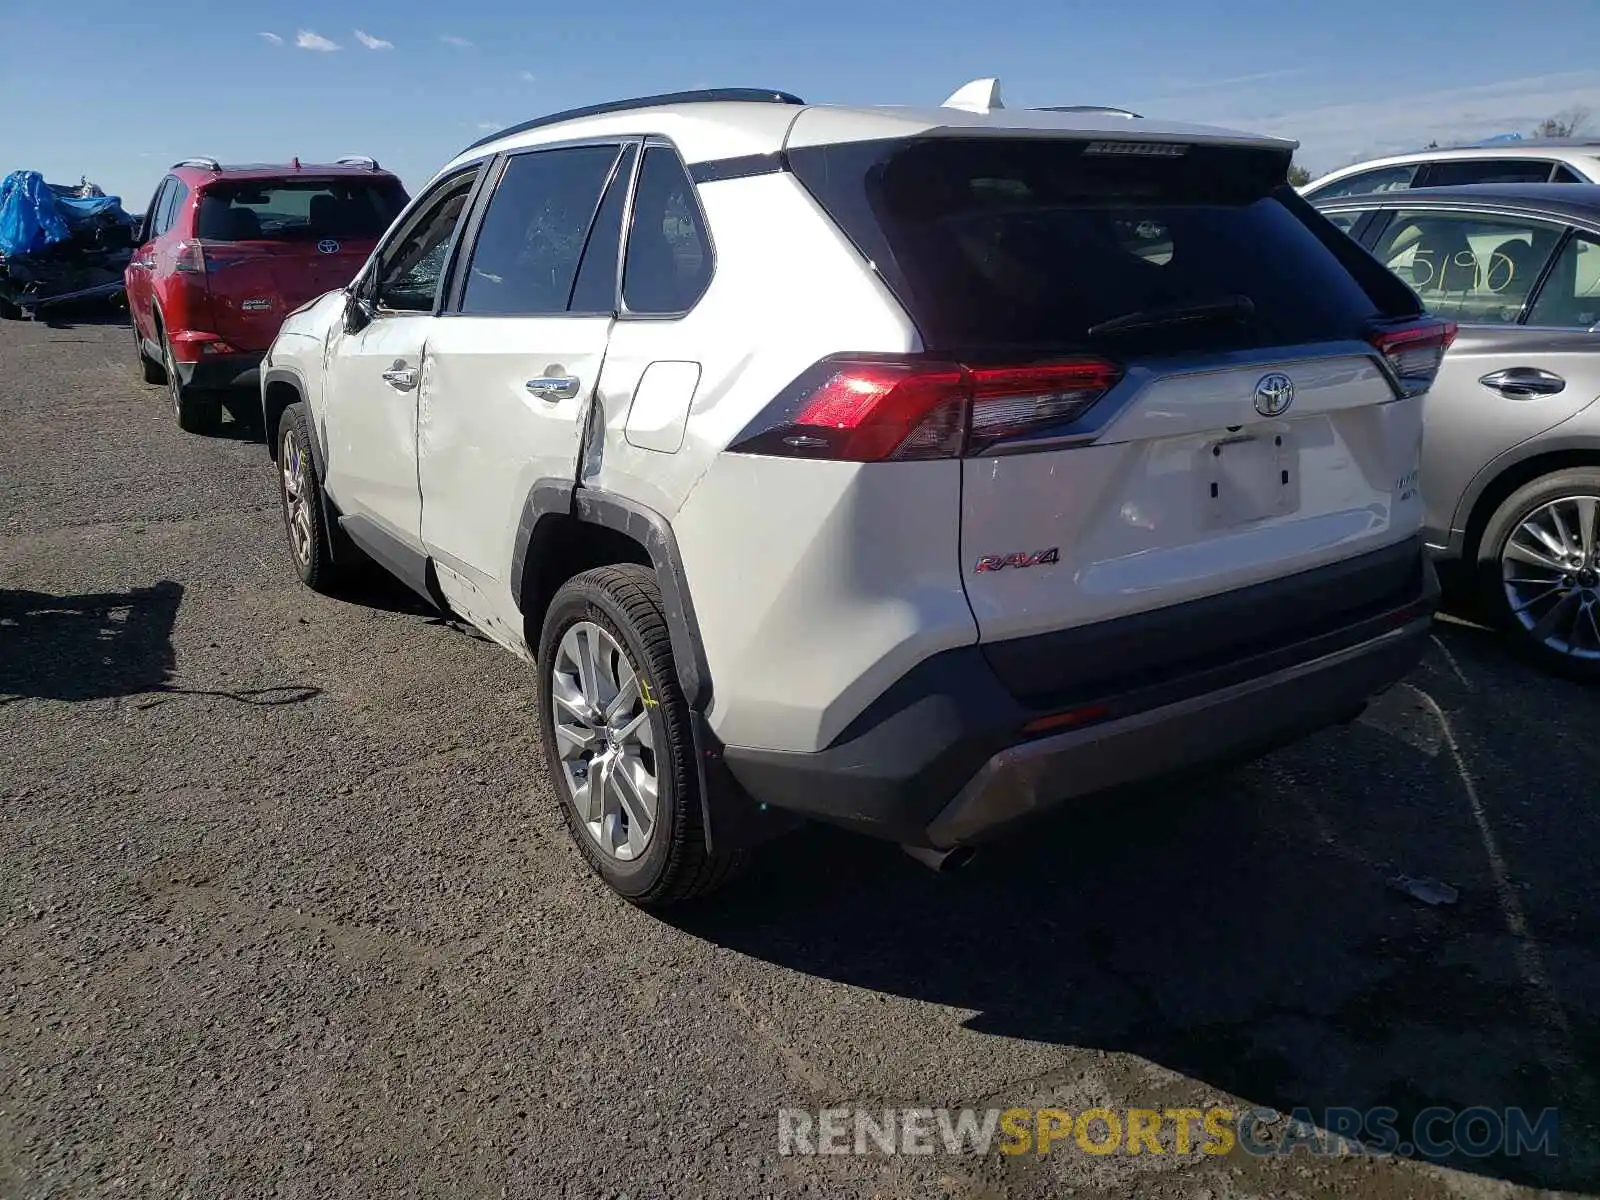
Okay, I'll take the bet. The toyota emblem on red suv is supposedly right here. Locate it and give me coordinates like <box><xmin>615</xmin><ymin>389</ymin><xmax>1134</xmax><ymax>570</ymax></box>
<box><xmin>316</xmin><ymin>239</ymin><xmax>341</xmax><ymax>255</ymax></box>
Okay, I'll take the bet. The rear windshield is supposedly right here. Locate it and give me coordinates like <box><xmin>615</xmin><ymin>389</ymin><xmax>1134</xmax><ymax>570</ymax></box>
<box><xmin>195</xmin><ymin>179</ymin><xmax>409</xmax><ymax>243</ymax></box>
<box><xmin>789</xmin><ymin>137</ymin><xmax>1412</xmax><ymax>356</ymax></box>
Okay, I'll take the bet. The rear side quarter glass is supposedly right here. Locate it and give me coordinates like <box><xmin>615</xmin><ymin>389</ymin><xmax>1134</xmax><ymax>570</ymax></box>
<box><xmin>789</xmin><ymin>136</ymin><xmax>1417</xmax><ymax>355</ymax></box>
<box><xmin>621</xmin><ymin>144</ymin><xmax>714</xmax><ymax>316</ymax></box>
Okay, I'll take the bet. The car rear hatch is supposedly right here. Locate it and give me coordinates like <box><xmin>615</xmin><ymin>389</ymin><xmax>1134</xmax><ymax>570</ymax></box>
<box><xmin>782</xmin><ymin>129</ymin><xmax>1446</xmax><ymax>706</ymax></box>
<box><xmin>192</xmin><ymin>175</ymin><xmax>407</xmax><ymax>351</ymax></box>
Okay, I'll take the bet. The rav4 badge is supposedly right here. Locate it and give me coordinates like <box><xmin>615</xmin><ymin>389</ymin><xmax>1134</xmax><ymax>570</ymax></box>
<box><xmin>975</xmin><ymin>548</ymin><xmax>1060</xmax><ymax>573</ymax></box>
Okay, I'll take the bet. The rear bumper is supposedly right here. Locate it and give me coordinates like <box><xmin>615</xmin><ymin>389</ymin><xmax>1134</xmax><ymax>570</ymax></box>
<box><xmin>175</xmin><ymin>352</ymin><xmax>262</xmax><ymax>391</ymax></box>
<box><xmin>722</xmin><ymin>538</ymin><xmax>1438</xmax><ymax>849</ymax></box>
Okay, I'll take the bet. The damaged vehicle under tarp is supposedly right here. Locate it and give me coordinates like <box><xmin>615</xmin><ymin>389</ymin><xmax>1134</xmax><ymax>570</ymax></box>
<box><xmin>0</xmin><ymin>171</ymin><xmax>137</xmax><ymax>319</ymax></box>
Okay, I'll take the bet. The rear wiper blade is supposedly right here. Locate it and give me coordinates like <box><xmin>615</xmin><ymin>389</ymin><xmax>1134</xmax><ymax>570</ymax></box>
<box><xmin>1086</xmin><ymin>295</ymin><xmax>1255</xmax><ymax>338</ymax></box>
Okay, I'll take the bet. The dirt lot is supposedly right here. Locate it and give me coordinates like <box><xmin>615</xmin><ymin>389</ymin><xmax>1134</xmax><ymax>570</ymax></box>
<box><xmin>2</xmin><ymin>310</ymin><xmax>1598</xmax><ymax>1199</ymax></box>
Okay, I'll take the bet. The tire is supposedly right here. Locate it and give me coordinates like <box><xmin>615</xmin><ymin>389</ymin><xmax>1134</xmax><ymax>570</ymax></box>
<box><xmin>537</xmin><ymin>564</ymin><xmax>744</xmax><ymax>906</ymax></box>
<box><xmin>161</xmin><ymin>326</ymin><xmax>220</xmax><ymax>434</ymax></box>
<box><xmin>1476</xmin><ymin>466</ymin><xmax>1600</xmax><ymax>681</ymax></box>
<box><xmin>134</xmin><ymin>319</ymin><xmax>164</xmax><ymax>384</ymax></box>
<box><xmin>276</xmin><ymin>403</ymin><xmax>345</xmax><ymax>593</ymax></box>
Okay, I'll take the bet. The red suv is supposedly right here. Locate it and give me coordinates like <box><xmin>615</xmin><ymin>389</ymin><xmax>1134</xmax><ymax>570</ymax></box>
<box><xmin>126</xmin><ymin>157</ymin><xmax>409</xmax><ymax>432</ymax></box>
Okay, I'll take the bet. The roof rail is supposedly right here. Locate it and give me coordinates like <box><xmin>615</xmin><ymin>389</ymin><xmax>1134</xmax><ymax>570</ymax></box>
<box><xmin>171</xmin><ymin>157</ymin><xmax>221</xmax><ymax>171</ymax></box>
<box><xmin>460</xmin><ymin>87</ymin><xmax>805</xmax><ymax>154</ymax></box>
<box><xmin>334</xmin><ymin>155</ymin><xmax>381</xmax><ymax>170</ymax></box>
<box><xmin>1037</xmin><ymin>105</ymin><xmax>1142</xmax><ymax>119</ymax></box>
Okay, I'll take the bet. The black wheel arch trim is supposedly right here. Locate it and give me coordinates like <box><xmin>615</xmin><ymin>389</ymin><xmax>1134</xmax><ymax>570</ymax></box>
<box><xmin>512</xmin><ymin>479</ymin><xmax>712</xmax><ymax>713</ymax></box>
<box><xmin>261</xmin><ymin>365</ymin><xmax>327</xmax><ymax>479</ymax></box>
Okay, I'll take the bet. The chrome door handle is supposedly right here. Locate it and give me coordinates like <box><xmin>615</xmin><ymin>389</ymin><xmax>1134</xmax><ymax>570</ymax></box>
<box><xmin>525</xmin><ymin>375</ymin><xmax>580</xmax><ymax>401</ymax></box>
<box><xmin>381</xmin><ymin>361</ymin><xmax>418</xmax><ymax>391</ymax></box>
<box><xmin>1479</xmin><ymin>367</ymin><xmax>1565</xmax><ymax>398</ymax></box>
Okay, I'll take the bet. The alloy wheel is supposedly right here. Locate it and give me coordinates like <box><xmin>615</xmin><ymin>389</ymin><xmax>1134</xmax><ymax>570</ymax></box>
<box><xmin>1500</xmin><ymin>494</ymin><xmax>1600</xmax><ymax>661</ymax></box>
<box><xmin>280</xmin><ymin>428</ymin><xmax>314</xmax><ymax>569</ymax></box>
<box><xmin>549</xmin><ymin>620</ymin><xmax>659</xmax><ymax>861</ymax></box>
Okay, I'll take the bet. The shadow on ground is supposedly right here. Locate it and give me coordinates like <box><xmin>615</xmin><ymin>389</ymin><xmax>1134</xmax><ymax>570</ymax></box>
<box><xmin>0</xmin><ymin>582</ymin><xmax>319</xmax><ymax>707</ymax></box>
<box><xmin>674</xmin><ymin>623</ymin><xmax>1600</xmax><ymax>1191</ymax></box>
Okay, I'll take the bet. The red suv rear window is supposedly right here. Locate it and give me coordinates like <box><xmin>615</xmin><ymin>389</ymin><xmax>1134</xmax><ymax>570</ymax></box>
<box><xmin>195</xmin><ymin>178</ymin><xmax>408</xmax><ymax>243</ymax></box>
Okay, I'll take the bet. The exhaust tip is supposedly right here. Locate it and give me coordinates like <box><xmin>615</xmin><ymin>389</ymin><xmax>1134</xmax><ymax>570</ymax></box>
<box><xmin>903</xmin><ymin>843</ymin><xmax>978</xmax><ymax>874</ymax></box>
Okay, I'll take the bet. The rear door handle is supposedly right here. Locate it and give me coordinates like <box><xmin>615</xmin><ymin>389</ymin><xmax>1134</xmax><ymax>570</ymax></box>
<box><xmin>525</xmin><ymin>375</ymin><xmax>581</xmax><ymax>401</ymax></box>
<box><xmin>381</xmin><ymin>360</ymin><xmax>418</xmax><ymax>391</ymax></box>
<box><xmin>1479</xmin><ymin>367</ymin><xmax>1566</xmax><ymax>398</ymax></box>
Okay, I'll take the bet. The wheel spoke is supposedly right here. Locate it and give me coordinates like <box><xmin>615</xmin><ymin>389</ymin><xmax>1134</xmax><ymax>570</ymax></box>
<box><xmin>562</xmin><ymin>625</ymin><xmax>600</xmax><ymax>711</ymax></box>
<box><xmin>1505</xmin><ymin>538</ymin><xmax>1564</xmax><ymax>573</ymax></box>
<box><xmin>1584</xmin><ymin>604</ymin><xmax>1600</xmax><ymax>653</ymax></box>
<box><xmin>615</xmin><ymin>709</ymin><xmax>650</xmax><ymax>743</ymax></box>
<box><xmin>609</xmin><ymin>759</ymin><xmax>656</xmax><ymax>857</ymax></box>
<box><xmin>1530</xmin><ymin>591</ymin><xmax>1579</xmax><ymax>645</ymax></box>
<box><xmin>553</xmin><ymin>721</ymin><xmax>596</xmax><ymax>760</ymax></box>
<box><xmin>570</xmin><ymin>771</ymin><xmax>599</xmax><ymax>823</ymax></box>
<box><xmin>1511</xmin><ymin>582</ymin><xmax>1566</xmax><ymax>614</ymax></box>
<box><xmin>1525</xmin><ymin>521</ymin><xmax>1569</xmax><ymax>561</ymax></box>
<box><xmin>605</xmin><ymin>667</ymin><xmax>640</xmax><ymax>724</ymax></box>
<box><xmin>1577</xmin><ymin>497</ymin><xmax>1598</xmax><ymax>561</ymax></box>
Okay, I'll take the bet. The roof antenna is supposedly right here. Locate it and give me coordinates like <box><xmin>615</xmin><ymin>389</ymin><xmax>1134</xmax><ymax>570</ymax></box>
<box><xmin>942</xmin><ymin>78</ymin><xmax>1003</xmax><ymax>114</ymax></box>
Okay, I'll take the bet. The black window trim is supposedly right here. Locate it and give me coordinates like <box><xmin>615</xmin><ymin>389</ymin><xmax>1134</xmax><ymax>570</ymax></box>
<box><xmin>1359</xmin><ymin>203</ymin><xmax>1575</xmax><ymax>328</ymax></box>
<box><xmin>569</xmin><ymin>140</ymin><xmax>642</xmax><ymax>318</ymax></box>
<box><xmin>615</xmin><ymin>136</ymin><xmax>718</xmax><ymax>322</ymax></box>
<box><xmin>440</xmin><ymin>135</ymin><xmax>639</xmax><ymax>319</ymax></box>
<box><xmin>360</xmin><ymin>159</ymin><xmax>489</xmax><ymax>318</ymax></box>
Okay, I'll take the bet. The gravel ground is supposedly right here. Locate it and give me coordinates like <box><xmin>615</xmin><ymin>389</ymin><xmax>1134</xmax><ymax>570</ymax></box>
<box><xmin>2</xmin><ymin>309</ymin><xmax>1599</xmax><ymax>1199</ymax></box>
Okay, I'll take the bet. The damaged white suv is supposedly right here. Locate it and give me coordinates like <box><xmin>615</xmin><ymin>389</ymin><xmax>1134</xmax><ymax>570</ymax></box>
<box><xmin>260</xmin><ymin>81</ymin><xmax>1443</xmax><ymax>906</ymax></box>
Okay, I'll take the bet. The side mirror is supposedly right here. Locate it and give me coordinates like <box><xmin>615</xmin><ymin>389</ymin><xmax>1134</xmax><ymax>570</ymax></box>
<box><xmin>343</xmin><ymin>289</ymin><xmax>373</xmax><ymax>334</ymax></box>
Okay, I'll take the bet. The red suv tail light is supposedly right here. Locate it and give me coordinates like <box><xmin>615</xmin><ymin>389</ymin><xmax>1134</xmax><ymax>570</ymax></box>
<box><xmin>1368</xmin><ymin>318</ymin><xmax>1456</xmax><ymax>397</ymax></box>
<box><xmin>728</xmin><ymin>356</ymin><xmax>1124</xmax><ymax>462</ymax></box>
<box><xmin>173</xmin><ymin>240</ymin><xmax>207</xmax><ymax>275</ymax></box>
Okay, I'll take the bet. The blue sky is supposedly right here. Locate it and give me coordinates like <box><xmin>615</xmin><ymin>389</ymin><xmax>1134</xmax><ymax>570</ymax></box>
<box><xmin>3</xmin><ymin>0</ymin><xmax>1598</xmax><ymax>209</ymax></box>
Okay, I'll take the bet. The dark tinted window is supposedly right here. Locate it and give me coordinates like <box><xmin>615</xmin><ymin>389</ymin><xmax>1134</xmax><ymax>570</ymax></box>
<box><xmin>375</xmin><ymin>170</ymin><xmax>479</xmax><ymax>313</ymax></box>
<box><xmin>570</xmin><ymin>145</ymin><xmax>638</xmax><ymax>314</ymax></box>
<box><xmin>1552</xmin><ymin>164</ymin><xmax>1583</xmax><ymax>183</ymax></box>
<box><xmin>1423</xmin><ymin>159</ymin><xmax>1559</xmax><ymax>187</ymax></box>
<box><xmin>622</xmin><ymin>146</ymin><xmax>713</xmax><ymax>315</ymax></box>
<box><xmin>790</xmin><ymin>137</ymin><xmax>1393</xmax><ymax>355</ymax></box>
<box><xmin>1527</xmin><ymin>232</ymin><xmax>1600</xmax><ymax>328</ymax></box>
<box><xmin>461</xmin><ymin>145</ymin><xmax>620</xmax><ymax>316</ymax></box>
<box><xmin>154</xmin><ymin>180</ymin><xmax>186</xmax><ymax>237</ymax></box>
<box><xmin>1308</xmin><ymin>164</ymin><xmax>1419</xmax><ymax>200</ymax></box>
<box><xmin>196</xmin><ymin>178</ymin><xmax>407</xmax><ymax>243</ymax></box>
<box><xmin>142</xmin><ymin>179</ymin><xmax>172</xmax><ymax>241</ymax></box>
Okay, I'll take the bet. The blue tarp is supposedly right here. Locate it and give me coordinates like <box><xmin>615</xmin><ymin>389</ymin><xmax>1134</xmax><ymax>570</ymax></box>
<box><xmin>0</xmin><ymin>171</ymin><xmax>73</xmax><ymax>256</ymax></box>
<box><xmin>0</xmin><ymin>171</ymin><xmax>132</xmax><ymax>257</ymax></box>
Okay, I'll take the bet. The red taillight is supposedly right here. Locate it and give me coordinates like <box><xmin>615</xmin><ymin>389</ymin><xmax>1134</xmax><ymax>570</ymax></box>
<box><xmin>1368</xmin><ymin>318</ymin><xmax>1456</xmax><ymax>397</ymax></box>
<box><xmin>729</xmin><ymin>356</ymin><xmax>1123</xmax><ymax>462</ymax></box>
<box><xmin>173</xmin><ymin>240</ymin><xmax>206</xmax><ymax>275</ymax></box>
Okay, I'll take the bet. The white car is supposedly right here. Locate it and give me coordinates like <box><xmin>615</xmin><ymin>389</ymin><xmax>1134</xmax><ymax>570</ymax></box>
<box><xmin>260</xmin><ymin>80</ymin><xmax>1444</xmax><ymax>905</ymax></box>
<box><xmin>1302</xmin><ymin>139</ymin><xmax>1600</xmax><ymax>201</ymax></box>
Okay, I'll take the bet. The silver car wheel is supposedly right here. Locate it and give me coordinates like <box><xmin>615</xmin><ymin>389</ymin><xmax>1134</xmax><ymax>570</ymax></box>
<box><xmin>1501</xmin><ymin>494</ymin><xmax>1600</xmax><ymax>661</ymax></box>
<box><xmin>549</xmin><ymin>620</ymin><xmax>659</xmax><ymax>861</ymax></box>
<box><xmin>280</xmin><ymin>428</ymin><xmax>314</xmax><ymax>569</ymax></box>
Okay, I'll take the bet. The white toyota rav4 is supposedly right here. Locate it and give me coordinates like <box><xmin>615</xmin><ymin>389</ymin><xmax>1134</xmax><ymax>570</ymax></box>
<box><xmin>261</xmin><ymin>81</ymin><xmax>1444</xmax><ymax>906</ymax></box>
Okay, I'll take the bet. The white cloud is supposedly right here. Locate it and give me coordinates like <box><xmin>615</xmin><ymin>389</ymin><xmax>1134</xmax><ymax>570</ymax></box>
<box><xmin>1179</xmin><ymin>71</ymin><xmax>1600</xmax><ymax>174</ymax></box>
<box><xmin>1150</xmin><ymin>68</ymin><xmax>1307</xmax><ymax>97</ymax></box>
<box><xmin>440</xmin><ymin>35</ymin><xmax>473</xmax><ymax>48</ymax></box>
<box><xmin>519</xmin><ymin>70</ymin><xmax>536</xmax><ymax>83</ymax></box>
<box><xmin>476</xmin><ymin>121</ymin><xmax>501</xmax><ymax>130</ymax></box>
<box><xmin>354</xmin><ymin>29</ymin><xmax>393</xmax><ymax>50</ymax></box>
<box><xmin>296</xmin><ymin>29</ymin><xmax>341</xmax><ymax>51</ymax></box>
<box><xmin>258</xmin><ymin>32</ymin><xmax>283</xmax><ymax>45</ymax></box>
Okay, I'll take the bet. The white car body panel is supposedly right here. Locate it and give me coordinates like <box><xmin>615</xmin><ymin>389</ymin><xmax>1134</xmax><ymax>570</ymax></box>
<box><xmin>673</xmin><ymin>455</ymin><xmax>976</xmax><ymax>752</ymax></box>
<box><xmin>961</xmin><ymin>357</ymin><xmax>1424</xmax><ymax>641</ymax></box>
<box><xmin>418</xmin><ymin>313</ymin><xmax>614</xmax><ymax>654</ymax></box>
<box><xmin>1304</xmin><ymin>144</ymin><xmax>1600</xmax><ymax>200</ymax></box>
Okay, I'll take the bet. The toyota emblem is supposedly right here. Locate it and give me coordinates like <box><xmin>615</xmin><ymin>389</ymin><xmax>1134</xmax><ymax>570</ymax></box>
<box><xmin>1253</xmin><ymin>372</ymin><xmax>1295</xmax><ymax>418</ymax></box>
<box><xmin>316</xmin><ymin>239</ymin><xmax>341</xmax><ymax>255</ymax></box>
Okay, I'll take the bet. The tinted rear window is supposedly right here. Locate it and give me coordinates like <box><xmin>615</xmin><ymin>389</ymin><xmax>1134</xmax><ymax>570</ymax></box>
<box><xmin>789</xmin><ymin>137</ymin><xmax>1403</xmax><ymax>355</ymax></box>
<box><xmin>196</xmin><ymin>179</ymin><xmax>408</xmax><ymax>243</ymax></box>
